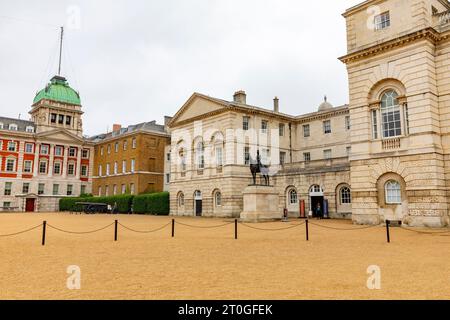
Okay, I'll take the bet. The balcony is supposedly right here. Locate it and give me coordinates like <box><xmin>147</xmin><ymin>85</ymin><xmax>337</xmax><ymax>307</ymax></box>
<box><xmin>382</xmin><ymin>138</ymin><xmax>401</xmax><ymax>150</ymax></box>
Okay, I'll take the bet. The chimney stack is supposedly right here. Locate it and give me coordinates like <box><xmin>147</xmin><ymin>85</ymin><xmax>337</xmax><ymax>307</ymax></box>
<box><xmin>112</xmin><ymin>124</ymin><xmax>122</xmax><ymax>132</ymax></box>
<box><xmin>274</xmin><ymin>96</ymin><xmax>279</xmax><ymax>113</ymax></box>
<box><xmin>233</xmin><ymin>90</ymin><xmax>247</xmax><ymax>104</ymax></box>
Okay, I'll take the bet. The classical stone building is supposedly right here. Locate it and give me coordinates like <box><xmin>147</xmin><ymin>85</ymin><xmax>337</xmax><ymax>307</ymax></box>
<box><xmin>168</xmin><ymin>91</ymin><xmax>352</xmax><ymax>219</ymax></box>
<box><xmin>0</xmin><ymin>75</ymin><xmax>94</xmax><ymax>212</ymax></box>
<box><xmin>340</xmin><ymin>0</ymin><xmax>450</xmax><ymax>227</ymax></box>
<box><xmin>90</xmin><ymin>120</ymin><xmax>171</xmax><ymax>196</ymax></box>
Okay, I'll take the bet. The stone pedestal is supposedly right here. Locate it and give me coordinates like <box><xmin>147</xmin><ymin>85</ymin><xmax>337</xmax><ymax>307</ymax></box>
<box><xmin>240</xmin><ymin>185</ymin><xmax>281</xmax><ymax>222</ymax></box>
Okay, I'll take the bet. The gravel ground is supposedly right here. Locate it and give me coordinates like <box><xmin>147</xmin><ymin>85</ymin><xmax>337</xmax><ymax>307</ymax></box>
<box><xmin>0</xmin><ymin>213</ymin><xmax>449</xmax><ymax>300</ymax></box>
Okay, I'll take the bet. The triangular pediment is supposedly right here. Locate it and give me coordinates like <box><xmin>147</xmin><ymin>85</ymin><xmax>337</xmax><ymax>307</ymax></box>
<box><xmin>35</xmin><ymin>129</ymin><xmax>85</xmax><ymax>144</ymax></box>
<box><xmin>169</xmin><ymin>93</ymin><xmax>230</xmax><ymax>127</ymax></box>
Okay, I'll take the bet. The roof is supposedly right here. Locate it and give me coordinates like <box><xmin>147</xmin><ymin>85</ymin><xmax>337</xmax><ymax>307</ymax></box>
<box><xmin>89</xmin><ymin>120</ymin><xmax>169</xmax><ymax>142</ymax></box>
<box><xmin>33</xmin><ymin>75</ymin><xmax>81</xmax><ymax>106</ymax></box>
<box><xmin>0</xmin><ymin>116</ymin><xmax>35</xmax><ymax>132</ymax></box>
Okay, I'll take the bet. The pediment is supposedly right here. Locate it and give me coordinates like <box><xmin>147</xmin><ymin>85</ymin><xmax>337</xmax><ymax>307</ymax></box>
<box><xmin>35</xmin><ymin>129</ymin><xmax>85</xmax><ymax>144</ymax></box>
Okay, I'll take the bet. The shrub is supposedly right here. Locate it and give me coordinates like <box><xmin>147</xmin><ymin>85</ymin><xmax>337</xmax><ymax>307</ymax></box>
<box><xmin>59</xmin><ymin>195</ymin><xmax>134</xmax><ymax>213</ymax></box>
<box><xmin>132</xmin><ymin>192</ymin><xmax>170</xmax><ymax>215</ymax></box>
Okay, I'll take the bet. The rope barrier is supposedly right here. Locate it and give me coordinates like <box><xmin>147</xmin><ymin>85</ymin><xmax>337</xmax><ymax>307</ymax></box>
<box><xmin>118</xmin><ymin>222</ymin><xmax>171</xmax><ymax>234</ymax></box>
<box><xmin>397</xmin><ymin>226</ymin><xmax>450</xmax><ymax>236</ymax></box>
<box><xmin>47</xmin><ymin>222</ymin><xmax>115</xmax><ymax>235</ymax></box>
<box><xmin>308</xmin><ymin>221</ymin><xmax>381</xmax><ymax>231</ymax></box>
<box><xmin>0</xmin><ymin>224</ymin><xmax>42</xmax><ymax>237</ymax></box>
<box><xmin>240</xmin><ymin>222</ymin><xmax>305</xmax><ymax>232</ymax></box>
<box><xmin>175</xmin><ymin>221</ymin><xmax>235</xmax><ymax>229</ymax></box>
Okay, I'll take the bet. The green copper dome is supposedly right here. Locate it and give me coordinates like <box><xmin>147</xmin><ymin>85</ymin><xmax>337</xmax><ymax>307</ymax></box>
<box><xmin>33</xmin><ymin>75</ymin><xmax>81</xmax><ymax>105</ymax></box>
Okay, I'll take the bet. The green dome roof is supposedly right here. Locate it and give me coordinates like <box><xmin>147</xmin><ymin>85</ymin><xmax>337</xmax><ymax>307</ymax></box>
<box><xmin>33</xmin><ymin>75</ymin><xmax>81</xmax><ymax>105</ymax></box>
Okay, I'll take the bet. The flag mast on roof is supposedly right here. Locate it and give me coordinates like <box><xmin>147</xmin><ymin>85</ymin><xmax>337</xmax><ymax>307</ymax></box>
<box><xmin>58</xmin><ymin>26</ymin><xmax>64</xmax><ymax>76</ymax></box>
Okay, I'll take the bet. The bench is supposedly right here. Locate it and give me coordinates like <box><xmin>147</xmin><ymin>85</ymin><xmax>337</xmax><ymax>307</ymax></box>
<box><xmin>75</xmin><ymin>202</ymin><xmax>110</xmax><ymax>214</ymax></box>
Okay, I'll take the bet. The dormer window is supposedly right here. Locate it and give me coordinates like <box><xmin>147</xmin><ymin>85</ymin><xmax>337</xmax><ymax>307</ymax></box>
<box><xmin>26</xmin><ymin>126</ymin><xmax>34</xmax><ymax>133</ymax></box>
<box><xmin>9</xmin><ymin>124</ymin><xmax>18</xmax><ymax>131</ymax></box>
<box><xmin>375</xmin><ymin>12</ymin><xmax>390</xmax><ymax>31</ymax></box>
<box><xmin>0</xmin><ymin>123</ymin><xmax>3</xmax><ymax>129</ymax></box>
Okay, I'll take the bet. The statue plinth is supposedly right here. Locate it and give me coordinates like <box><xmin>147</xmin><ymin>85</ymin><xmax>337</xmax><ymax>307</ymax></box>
<box><xmin>240</xmin><ymin>185</ymin><xmax>281</xmax><ymax>222</ymax></box>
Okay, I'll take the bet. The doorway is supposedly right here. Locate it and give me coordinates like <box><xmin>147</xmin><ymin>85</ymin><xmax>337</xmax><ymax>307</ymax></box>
<box><xmin>309</xmin><ymin>185</ymin><xmax>324</xmax><ymax>217</ymax></box>
<box><xmin>25</xmin><ymin>198</ymin><xmax>35</xmax><ymax>212</ymax></box>
<box><xmin>194</xmin><ymin>190</ymin><xmax>202</xmax><ymax>217</ymax></box>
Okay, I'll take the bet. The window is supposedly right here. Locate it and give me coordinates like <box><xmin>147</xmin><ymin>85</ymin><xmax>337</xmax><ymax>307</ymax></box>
<box><xmin>26</xmin><ymin>126</ymin><xmax>34</xmax><ymax>133</ymax></box>
<box><xmin>303</xmin><ymin>152</ymin><xmax>311</xmax><ymax>163</ymax></box>
<box><xmin>51</xmin><ymin>113</ymin><xmax>57</xmax><ymax>123</ymax></box>
<box><xmin>215</xmin><ymin>192</ymin><xmax>222</xmax><ymax>207</ymax></box>
<box><xmin>107</xmin><ymin>145</ymin><xmax>111</xmax><ymax>154</ymax></box>
<box><xmin>404</xmin><ymin>104</ymin><xmax>410</xmax><ymax>135</ymax></box>
<box><xmin>54</xmin><ymin>162</ymin><xmax>61</xmax><ymax>175</ymax></box>
<box><xmin>106</xmin><ymin>163</ymin><xmax>110</xmax><ymax>176</ymax></box>
<box><xmin>98</xmin><ymin>165</ymin><xmax>103</xmax><ymax>176</ymax></box>
<box><xmin>80</xmin><ymin>185</ymin><xmax>86</xmax><ymax>195</ymax></box>
<box><xmin>81</xmin><ymin>165</ymin><xmax>88</xmax><ymax>177</ymax></box>
<box><xmin>123</xmin><ymin>140</ymin><xmax>128</xmax><ymax>151</ymax></box>
<box><xmin>69</xmin><ymin>147</ymin><xmax>76</xmax><ymax>157</ymax></box>
<box><xmin>58</xmin><ymin>115</ymin><xmax>64</xmax><ymax>124</ymax></box>
<box><xmin>375</xmin><ymin>11</ymin><xmax>390</xmax><ymax>30</ymax></box>
<box><xmin>178</xmin><ymin>193</ymin><xmax>185</xmax><ymax>206</ymax></box>
<box><xmin>0</xmin><ymin>122</ymin><xmax>3</xmax><ymax>129</ymax></box>
<box><xmin>180</xmin><ymin>150</ymin><xmax>186</xmax><ymax>172</ymax></box>
<box><xmin>216</xmin><ymin>147</ymin><xmax>223</xmax><ymax>167</ymax></box>
<box><xmin>114</xmin><ymin>162</ymin><xmax>118</xmax><ymax>174</ymax></box>
<box><xmin>340</xmin><ymin>187</ymin><xmax>352</xmax><ymax>204</ymax></box>
<box><xmin>8</xmin><ymin>142</ymin><xmax>16</xmax><ymax>152</ymax></box>
<box><xmin>3</xmin><ymin>202</ymin><xmax>11</xmax><ymax>208</ymax></box>
<box><xmin>122</xmin><ymin>160</ymin><xmax>127</xmax><ymax>173</ymax></box>
<box><xmin>67</xmin><ymin>184</ymin><xmax>73</xmax><ymax>196</ymax></box>
<box><xmin>345</xmin><ymin>116</ymin><xmax>351</xmax><ymax>130</ymax></box>
<box><xmin>323</xmin><ymin>120</ymin><xmax>331</xmax><ymax>134</ymax></box>
<box><xmin>166</xmin><ymin>173</ymin><xmax>170</xmax><ymax>184</ymax></box>
<box><xmin>52</xmin><ymin>184</ymin><xmax>59</xmax><ymax>195</ymax></box>
<box><xmin>6</xmin><ymin>159</ymin><xmax>15</xmax><ymax>172</ymax></box>
<box><xmin>113</xmin><ymin>185</ymin><xmax>117</xmax><ymax>195</ymax></box>
<box><xmin>55</xmin><ymin>146</ymin><xmax>63</xmax><ymax>156</ymax></box>
<box><xmin>244</xmin><ymin>146</ymin><xmax>250</xmax><ymax>165</ymax></box>
<box><xmin>324</xmin><ymin>149</ymin><xmax>332</xmax><ymax>160</ymax></box>
<box><xmin>22</xmin><ymin>183</ymin><xmax>30</xmax><ymax>194</ymax></box>
<box><xmin>67</xmin><ymin>163</ymin><xmax>75</xmax><ymax>176</ymax></box>
<box><xmin>98</xmin><ymin>186</ymin><xmax>102</xmax><ymax>196</ymax></box>
<box><xmin>261</xmin><ymin>120</ymin><xmax>268</xmax><ymax>134</ymax></box>
<box><xmin>40</xmin><ymin>145</ymin><xmax>49</xmax><ymax>155</ymax></box>
<box><xmin>66</xmin><ymin>116</ymin><xmax>72</xmax><ymax>125</ymax></box>
<box><xmin>385</xmin><ymin>181</ymin><xmax>401</xmax><ymax>204</ymax></box>
<box><xmin>280</xmin><ymin>152</ymin><xmax>286</xmax><ymax>165</ymax></box>
<box><xmin>243</xmin><ymin>116</ymin><xmax>250</xmax><ymax>131</ymax></box>
<box><xmin>100</xmin><ymin>147</ymin><xmax>104</xmax><ymax>156</ymax></box>
<box><xmin>372</xmin><ymin>109</ymin><xmax>378</xmax><ymax>139</ymax></box>
<box><xmin>196</xmin><ymin>142</ymin><xmax>205</xmax><ymax>170</ymax></box>
<box><xmin>4</xmin><ymin>182</ymin><xmax>12</xmax><ymax>195</ymax></box>
<box><xmin>39</xmin><ymin>161</ymin><xmax>47</xmax><ymax>174</ymax></box>
<box><xmin>23</xmin><ymin>160</ymin><xmax>32</xmax><ymax>173</ymax></box>
<box><xmin>115</xmin><ymin>142</ymin><xmax>119</xmax><ymax>153</ymax></box>
<box><xmin>82</xmin><ymin>149</ymin><xmax>89</xmax><ymax>159</ymax></box>
<box><xmin>279</xmin><ymin>123</ymin><xmax>285</xmax><ymax>137</ymax></box>
<box><xmin>105</xmin><ymin>185</ymin><xmax>109</xmax><ymax>196</ymax></box>
<box><xmin>131</xmin><ymin>159</ymin><xmax>135</xmax><ymax>173</ymax></box>
<box><xmin>38</xmin><ymin>183</ymin><xmax>45</xmax><ymax>195</ymax></box>
<box><xmin>121</xmin><ymin>184</ymin><xmax>126</xmax><ymax>194</ymax></box>
<box><xmin>130</xmin><ymin>183</ymin><xmax>135</xmax><ymax>195</ymax></box>
<box><xmin>9</xmin><ymin>124</ymin><xmax>18</xmax><ymax>131</ymax></box>
<box><xmin>132</xmin><ymin>138</ymin><xmax>137</xmax><ymax>149</ymax></box>
<box><xmin>261</xmin><ymin>148</ymin><xmax>270</xmax><ymax>165</ymax></box>
<box><xmin>289</xmin><ymin>189</ymin><xmax>298</xmax><ymax>204</ymax></box>
<box><xmin>381</xmin><ymin>90</ymin><xmax>401</xmax><ymax>138</ymax></box>
<box><xmin>167</xmin><ymin>153</ymin><xmax>171</xmax><ymax>161</ymax></box>
<box><xmin>303</xmin><ymin>124</ymin><xmax>310</xmax><ymax>138</ymax></box>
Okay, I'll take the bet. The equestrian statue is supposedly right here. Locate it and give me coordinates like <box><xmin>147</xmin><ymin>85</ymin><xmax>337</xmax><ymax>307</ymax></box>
<box><xmin>249</xmin><ymin>150</ymin><xmax>270</xmax><ymax>186</ymax></box>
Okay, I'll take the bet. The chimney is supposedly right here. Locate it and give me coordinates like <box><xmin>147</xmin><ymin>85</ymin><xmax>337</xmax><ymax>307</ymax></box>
<box><xmin>274</xmin><ymin>96</ymin><xmax>279</xmax><ymax>113</ymax></box>
<box><xmin>233</xmin><ymin>90</ymin><xmax>247</xmax><ymax>104</ymax></box>
<box><xmin>164</xmin><ymin>116</ymin><xmax>173</xmax><ymax>127</ymax></box>
<box><xmin>112</xmin><ymin>124</ymin><xmax>121</xmax><ymax>132</ymax></box>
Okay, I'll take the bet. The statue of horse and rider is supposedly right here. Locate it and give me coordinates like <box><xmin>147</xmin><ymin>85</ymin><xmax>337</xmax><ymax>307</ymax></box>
<box><xmin>249</xmin><ymin>150</ymin><xmax>270</xmax><ymax>186</ymax></box>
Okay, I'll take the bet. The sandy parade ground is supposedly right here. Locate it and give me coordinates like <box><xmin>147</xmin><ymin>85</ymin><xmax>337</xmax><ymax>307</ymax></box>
<box><xmin>0</xmin><ymin>212</ymin><xmax>449</xmax><ymax>300</ymax></box>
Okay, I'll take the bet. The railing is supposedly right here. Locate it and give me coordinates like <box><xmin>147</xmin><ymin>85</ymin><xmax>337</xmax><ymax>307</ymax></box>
<box><xmin>382</xmin><ymin>138</ymin><xmax>401</xmax><ymax>150</ymax></box>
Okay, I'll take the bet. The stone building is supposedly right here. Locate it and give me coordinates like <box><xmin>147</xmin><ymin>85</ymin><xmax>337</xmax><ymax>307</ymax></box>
<box><xmin>90</xmin><ymin>120</ymin><xmax>171</xmax><ymax>196</ymax></box>
<box><xmin>340</xmin><ymin>0</ymin><xmax>450</xmax><ymax>227</ymax></box>
<box><xmin>168</xmin><ymin>91</ymin><xmax>352</xmax><ymax>219</ymax></box>
<box><xmin>0</xmin><ymin>75</ymin><xmax>94</xmax><ymax>212</ymax></box>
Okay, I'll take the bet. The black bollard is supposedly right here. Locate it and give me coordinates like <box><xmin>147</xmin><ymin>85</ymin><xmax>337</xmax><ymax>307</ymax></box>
<box><xmin>42</xmin><ymin>221</ymin><xmax>47</xmax><ymax>246</ymax></box>
<box><xmin>172</xmin><ymin>219</ymin><xmax>175</xmax><ymax>238</ymax></box>
<box><xmin>306</xmin><ymin>219</ymin><xmax>309</xmax><ymax>241</ymax></box>
<box><xmin>114</xmin><ymin>220</ymin><xmax>118</xmax><ymax>241</ymax></box>
<box><xmin>235</xmin><ymin>219</ymin><xmax>238</xmax><ymax>240</ymax></box>
<box><xmin>386</xmin><ymin>220</ymin><xmax>391</xmax><ymax>243</ymax></box>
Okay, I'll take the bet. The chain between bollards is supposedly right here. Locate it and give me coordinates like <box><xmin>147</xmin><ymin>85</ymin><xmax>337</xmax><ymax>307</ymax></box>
<box><xmin>42</xmin><ymin>221</ymin><xmax>47</xmax><ymax>246</ymax></box>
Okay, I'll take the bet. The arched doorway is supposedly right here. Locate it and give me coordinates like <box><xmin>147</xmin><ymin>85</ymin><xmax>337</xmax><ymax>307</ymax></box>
<box><xmin>194</xmin><ymin>190</ymin><xmax>202</xmax><ymax>217</ymax></box>
<box><xmin>309</xmin><ymin>185</ymin><xmax>324</xmax><ymax>217</ymax></box>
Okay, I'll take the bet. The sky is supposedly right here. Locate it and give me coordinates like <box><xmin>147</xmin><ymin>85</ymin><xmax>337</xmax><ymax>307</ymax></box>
<box><xmin>0</xmin><ymin>0</ymin><xmax>363</xmax><ymax>136</ymax></box>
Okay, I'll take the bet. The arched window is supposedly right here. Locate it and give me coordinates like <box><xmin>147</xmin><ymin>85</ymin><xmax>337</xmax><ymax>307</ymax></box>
<box><xmin>381</xmin><ymin>90</ymin><xmax>401</xmax><ymax>138</ymax></box>
<box><xmin>196</xmin><ymin>142</ymin><xmax>205</xmax><ymax>169</ymax></box>
<box><xmin>289</xmin><ymin>189</ymin><xmax>298</xmax><ymax>204</ymax></box>
<box><xmin>340</xmin><ymin>187</ymin><xmax>351</xmax><ymax>204</ymax></box>
<box><xmin>214</xmin><ymin>191</ymin><xmax>222</xmax><ymax>207</ymax></box>
<box><xmin>178</xmin><ymin>192</ymin><xmax>185</xmax><ymax>207</ymax></box>
<box><xmin>194</xmin><ymin>190</ymin><xmax>202</xmax><ymax>199</ymax></box>
<box><xmin>310</xmin><ymin>185</ymin><xmax>323</xmax><ymax>194</ymax></box>
<box><xmin>385</xmin><ymin>180</ymin><xmax>401</xmax><ymax>204</ymax></box>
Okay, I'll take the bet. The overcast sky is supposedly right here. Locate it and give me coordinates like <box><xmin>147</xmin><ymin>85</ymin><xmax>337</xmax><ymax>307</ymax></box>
<box><xmin>0</xmin><ymin>0</ymin><xmax>362</xmax><ymax>136</ymax></box>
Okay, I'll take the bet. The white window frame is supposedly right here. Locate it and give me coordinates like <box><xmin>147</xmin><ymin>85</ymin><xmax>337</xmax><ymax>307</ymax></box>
<box><xmin>39</xmin><ymin>160</ymin><xmax>48</xmax><ymax>174</ymax></box>
<box><xmin>340</xmin><ymin>187</ymin><xmax>352</xmax><ymax>204</ymax></box>
<box><xmin>323</xmin><ymin>120</ymin><xmax>332</xmax><ymax>134</ymax></box>
<box><xmin>8</xmin><ymin>141</ymin><xmax>17</xmax><ymax>152</ymax></box>
<box><xmin>289</xmin><ymin>189</ymin><xmax>298</xmax><ymax>205</ymax></box>
<box><xmin>9</xmin><ymin>123</ymin><xmax>18</xmax><ymax>131</ymax></box>
<box><xmin>6</xmin><ymin>158</ymin><xmax>16</xmax><ymax>172</ymax></box>
<box><xmin>53</xmin><ymin>161</ymin><xmax>62</xmax><ymax>175</ymax></box>
<box><xmin>40</xmin><ymin>145</ymin><xmax>49</xmax><ymax>155</ymax></box>
<box><xmin>25</xmin><ymin>143</ymin><xmax>34</xmax><ymax>154</ymax></box>
<box><xmin>23</xmin><ymin>160</ymin><xmax>33</xmax><ymax>173</ymax></box>
<box><xmin>385</xmin><ymin>180</ymin><xmax>402</xmax><ymax>204</ymax></box>
<box><xmin>375</xmin><ymin>11</ymin><xmax>390</xmax><ymax>31</ymax></box>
